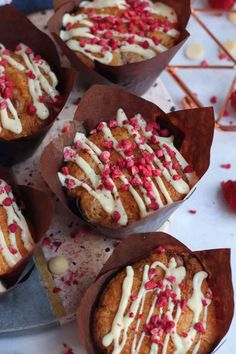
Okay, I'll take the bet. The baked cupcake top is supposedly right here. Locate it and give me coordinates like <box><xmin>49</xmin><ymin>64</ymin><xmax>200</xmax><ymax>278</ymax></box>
<box><xmin>0</xmin><ymin>43</ymin><xmax>60</xmax><ymax>140</ymax></box>
<box><xmin>0</xmin><ymin>178</ymin><xmax>34</xmax><ymax>275</ymax></box>
<box><xmin>58</xmin><ymin>109</ymin><xmax>197</xmax><ymax>228</ymax></box>
<box><xmin>94</xmin><ymin>247</ymin><xmax>217</xmax><ymax>354</ymax></box>
<box><xmin>60</xmin><ymin>0</ymin><xmax>180</xmax><ymax>67</ymax></box>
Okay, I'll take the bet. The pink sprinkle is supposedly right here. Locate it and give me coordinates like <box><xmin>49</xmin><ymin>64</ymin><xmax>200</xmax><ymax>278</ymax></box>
<box><xmin>155</xmin><ymin>246</ymin><xmax>166</xmax><ymax>254</ymax></box>
<box><xmin>66</xmin><ymin>179</ymin><xmax>76</xmax><ymax>189</ymax></box>
<box><xmin>201</xmin><ymin>60</ymin><xmax>208</xmax><ymax>67</ymax></box>
<box><xmin>62</xmin><ymin>125</ymin><xmax>70</xmax><ymax>133</ymax></box>
<box><xmin>62</xmin><ymin>166</ymin><xmax>69</xmax><ymax>176</ymax></box>
<box><xmin>149</xmin><ymin>201</ymin><xmax>159</xmax><ymax>210</ymax></box>
<box><xmin>181</xmin><ymin>332</ymin><xmax>188</xmax><ymax>338</ymax></box>
<box><xmin>188</xmin><ymin>209</ymin><xmax>197</xmax><ymax>214</ymax></box>
<box><xmin>97</xmin><ymin>122</ymin><xmax>104</xmax><ymax>131</ymax></box>
<box><xmin>155</xmin><ymin>149</ymin><xmax>164</xmax><ymax>158</ymax></box>
<box><xmin>129</xmin><ymin>312</ymin><xmax>134</xmax><ymax>318</ymax></box>
<box><xmin>26</xmin><ymin>47</ymin><xmax>33</xmax><ymax>55</ymax></box>
<box><xmin>16</xmin><ymin>44</ymin><xmax>22</xmax><ymax>51</ymax></box>
<box><xmin>130</xmin><ymin>295</ymin><xmax>137</xmax><ymax>302</ymax></box>
<box><xmin>103</xmin><ymin>179</ymin><xmax>114</xmax><ymax>191</ymax></box>
<box><xmin>183</xmin><ymin>165</ymin><xmax>194</xmax><ymax>173</ymax></box>
<box><xmin>8</xmin><ymin>223</ymin><xmax>18</xmax><ymax>233</ymax></box>
<box><xmin>194</xmin><ymin>322</ymin><xmax>206</xmax><ymax>334</ymax></box>
<box><xmin>26</xmin><ymin>70</ymin><xmax>36</xmax><ymax>80</ymax></box>
<box><xmin>4</xmin><ymin>185</ymin><xmax>11</xmax><ymax>193</ymax></box>
<box><xmin>121</xmin><ymin>183</ymin><xmax>130</xmax><ymax>191</ymax></box>
<box><xmin>0</xmin><ymin>100</ymin><xmax>7</xmax><ymax>110</ymax></box>
<box><xmin>108</xmin><ymin>120</ymin><xmax>118</xmax><ymax>128</ymax></box>
<box><xmin>3</xmin><ymin>197</ymin><xmax>12</xmax><ymax>206</ymax></box>
<box><xmin>9</xmin><ymin>246</ymin><xmax>17</xmax><ymax>255</ymax></box>
<box><xmin>100</xmin><ymin>151</ymin><xmax>111</xmax><ymax>161</ymax></box>
<box><xmin>27</xmin><ymin>103</ymin><xmax>37</xmax><ymax>115</ymax></box>
<box><xmin>102</xmin><ymin>141</ymin><xmax>113</xmax><ymax>149</ymax></box>
<box><xmin>173</xmin><ymin>174</ymin><xmax>181</xmax><ymax>181</ymax></box>
<box><xmin>148</xmin><ymin>268</ymin><xmax>156</xmax><ymax>280</ymax></box>
<box><xmin>202</xmin><ymin>299</ymin><xmax>207</xmax><ymax>306</ymax></box>
<box><xmin>210</xmin><ymin>96</ymin><xmax>217</xmax><ymax>104</ymax></box>
<box><xmin>180</xmin><ymin>299</ymin><xmax>187</xmax><ymax>310</ymax></box>
<box><xmin>166</xmin><ymin>276</ymin><xmax>176</xmax><ymax>284</ymax></box>
<box><xmin>131</xmin><ymin>166</ymin><xmax>139</xmax><ymax>175</ymax></box>
<box><xmin>113</xmin><ymin>211</ymin><xmax>121</xmax><ymax>222</ymax></box>
<box><xmin>220</xmin><ymin>163</ymin><xmax>231</xmax><ymax>169</ymax></box>
<box><xmin>145</xmin><ymin>281</ymin><xmax>157</xmax><ymax>290</ymax></box>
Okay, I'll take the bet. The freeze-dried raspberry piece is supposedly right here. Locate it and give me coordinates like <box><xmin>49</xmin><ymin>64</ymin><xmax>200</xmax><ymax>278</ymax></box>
<box><xmin>208</xmin><ymin>0</ymin><xmax>235</xmax><ymax>9</ymax></box>
<box><xmin>221</xmin><ymin>180</ymin><xmax>236</xmax><ymax>213</ymax></box>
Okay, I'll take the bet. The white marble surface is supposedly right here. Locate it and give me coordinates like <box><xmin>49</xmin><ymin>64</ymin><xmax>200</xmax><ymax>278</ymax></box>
<box><xmin>1</xmin><ymin>1</ymin><xmax>236</xmax><ymax>354</ymax></box>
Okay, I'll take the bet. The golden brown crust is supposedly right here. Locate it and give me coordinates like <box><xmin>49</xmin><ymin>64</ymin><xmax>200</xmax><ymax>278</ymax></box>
<box><xmin>63</xmin><ymin>1</ymin><xmax>180</xmax><ymax>67</ymax></box>
<box><xmin>93</xmin><ymin>249</ymin><xmax>219</xmax><ymax>354</ymax></box>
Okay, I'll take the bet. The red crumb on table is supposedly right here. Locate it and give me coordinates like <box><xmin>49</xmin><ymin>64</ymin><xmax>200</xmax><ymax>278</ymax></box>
<box><xmin>62</xmin><ymin>343</ymin><xmax>75</xmax><ymax>354</ymax></box>
<box><xmin>200</xmin><ymin>60</ymin><xmax>208</xmax><ymax>67</ymax></box>
<box><xmin>220</xmin><ymin>164</ymin><xmax>231</xmax><ymax>169</ymax></box>
<box><xmin>210</xmin><ymin>96</ymin><xmax>217</xmax><ymax>104</ymax></box>
<box><xmin>53</xmin><ymin>287</ymin><xmax>62</xmax><ymax>293</ymax></box>
<box><xmin>223</xmin><ymin>110</ymin><xmax>229</xmax><ymax>117</ymax></box>
<box><xmin>221</xmin><ymin>180</ymin><xmax>236</xmax><ymax>213</ymax></box>
<box><xmin>62</xmin><ymin>125</ymin><xmax>70</xmax><ymax>133</ymax></box>
<box><xmin>208</xmin><ymin>0</ymin><xmax>235</xmax><ymax>9</ymax></box>
<box><xmin>188</xmin><ymin>209</ymin><xmax>197</xmax><ymax>214</ymax></box>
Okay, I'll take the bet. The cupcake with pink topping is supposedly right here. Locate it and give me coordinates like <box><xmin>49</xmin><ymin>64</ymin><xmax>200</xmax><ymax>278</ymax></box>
<box><xmin>49</xmin><ymin>0</ymin><xmax>190</xmax><ymax>94</ymax></box>
<box><xmin>59</xmin><ymin>0</ymin><xmax>180</xmax><ymax>68</ymax></box>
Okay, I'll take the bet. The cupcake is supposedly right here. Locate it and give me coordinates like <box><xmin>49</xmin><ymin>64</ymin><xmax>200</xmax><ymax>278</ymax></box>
<box><xmin>59</xmin><ymin>0</ymin><xmax>180</xmax><ymax>68</ymax></box>
<box><xmin>94</xmin><ymin>247</ymin><xmax>217</xmax><ymax>353</ymax></box>
<box><xmin>40</xmin><ymin>85</ymin><xmax>214</xmax><ymax>237</ymax></box>
<box><xmin>58</xmin><ymin>108</ymin><xmax>198</xmax><ymax>228</ymax></box>
<box><xmin>48</xmin><ymin>1</ymin><xmax>190</xmax><ymax>94</ymax></box>
<box><xmin>0</xmin><ymin>177</ymin><xmax>35</xmax><ymax>275</ymax></box>
<box><xmin>0</xmin><ymin>43</ymin><xmax>61</xmax><ymax>140</ymax></box>
<box><xmin>77</xmin><ymin>232</ymin><xmax>234</xmax><ymax>354</ymax></box>
<box><xmin>0</xmin><ymin>5</ymin><xmax>75</xmax><ymax>165</ymax></box>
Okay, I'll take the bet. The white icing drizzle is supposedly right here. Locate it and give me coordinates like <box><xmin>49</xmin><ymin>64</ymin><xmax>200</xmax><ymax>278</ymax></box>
<box><xmin>102</xmin><ymin>256</ymin><xmax>212</xmax><ymax>354</ymax></box>
<box><xmin>0</xmin><ymin>179</ymin><xmax>34</xmax><ymax>268</ymax></box>
<box><xmin>60</xmin><ymin>0</ymin><xmax>179</xmax><ymax>64</ymax></box>
<box><xmin>59</xmin><ymin>109</ymin><xmax>195</xmax><ymax>225</ymax></box>
<box><xmin>0</xmin><ymin>43</ymin><xmax>59</xmax><ymax>134</ymax></box>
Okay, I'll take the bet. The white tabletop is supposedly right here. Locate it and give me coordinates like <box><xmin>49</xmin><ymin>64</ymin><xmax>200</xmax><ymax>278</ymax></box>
<box><xmin>1</xmin><ymin>1</ymin><xmax>236</xmax><ymax>353</ymax></box>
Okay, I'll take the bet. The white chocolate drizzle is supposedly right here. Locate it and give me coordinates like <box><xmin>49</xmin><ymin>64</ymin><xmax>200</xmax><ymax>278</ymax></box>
<box><xmin>0</xmin><ymin>43</ymin><xmax>59</xmax><ymax>134</ymax></box>
<box><xmin>60</xmin><ymin>0</ymin><xmax>179</xmax><ymax>64</ymax></box>
<box><xmin>0</xmin><ymin>179</ymin><xmax>34</xmax><ymax>268</ymax></box>
<box><xmin>102</xmin><ymin>255</ymin><xmax>212</xmax><ymax>354</ymax></box>
<box><xmin>58</xmin><ymin>109</ymin><xmax>196</xmax><ymax>225</ymax></box>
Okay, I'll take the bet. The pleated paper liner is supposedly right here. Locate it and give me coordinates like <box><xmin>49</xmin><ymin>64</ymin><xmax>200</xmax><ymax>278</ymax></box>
<box><xmin>48</xmin><ymin>0</ymin><xmax>190</xmax><ymax>95</ymax></box>
<box><xmin>77</xmin><ymin>232</ymin><xmax>234</xmax><ymax>354</ymax></box>
<box><xmin>0</xmin><ymin>165</ymin><xmax>54</xmax><ymax>296</ymax></box>
<box><xmin>40</xmin><ymin>84</ymin><xmax>215</xmax><ymax>238</ymax></box>
<box><xmin>0</xmin><ymin>5</ymin><xmax>76</xmax><ymax>166</ymax></box>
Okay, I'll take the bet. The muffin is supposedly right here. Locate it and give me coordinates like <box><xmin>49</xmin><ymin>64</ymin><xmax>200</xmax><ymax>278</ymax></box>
<box><xmin>93</xmin><ymin>246</ymin><xmax>218</xmax><ymax>354</ymax></box>
<box><xmin>0</xmin><ymin>42</ymin><xmax>61</xmax><ymax>140</ymax></box>
<box><xmin>59</xmin><ymin>0</ymin><xmax>180</xmax><ymax>68</ymax></box>
<box><xmin>0</xmin><ymin>178</ymin><xmax>35</xmax><ymax>275</ymax></box>
<box><xmin>58</xmin><ymin>108</ymin><xmax>198</xmax><ymax>228</ymax></box>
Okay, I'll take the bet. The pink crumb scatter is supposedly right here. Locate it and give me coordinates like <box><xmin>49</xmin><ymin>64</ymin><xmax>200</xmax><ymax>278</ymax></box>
<box><xmin>155</xmin><ymin>246</ymin><xmax>166</xmax><ymax>254</ymax></box>
<box><xmin>62</xmin><ymin>125</ymin><xmax>70</xmax><ymax>133</ymax></box>
<box><xmin>188</xmin><ymin>209</ymin><xmax>197</xmax><ymax>214</ymax></box>
<box><xmin>220</xmin><ymin>163</ymin><xmax>231</xmax><ymax>169</ymax></box>
<box><xmin>53</xmin><ymin>287</ymin><xmax>62</xmax><ymax>293</ymax></box>
<box><xmin>210</xmin><ymin>96</ymin><xmax>217</xmax><ymax>104</ymax></box>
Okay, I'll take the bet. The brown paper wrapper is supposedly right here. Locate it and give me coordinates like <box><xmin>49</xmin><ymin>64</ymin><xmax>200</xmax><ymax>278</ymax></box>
<box><xmin>0</xmin><ymin>5</ymin><xmax>76</xmax><ymax>166</ymax></box>
<box><xmin>48</xmin><ymin>0</ymin><xmax>190</xmax><ymax>95</ymax></box>
<box><xmin>40</xmin><ymin>85</ymin><xmax>215</xmax><ymax>238</ymax></box>
<box><xmin>77</xmin><ymin>232</ymin><xmax>234</xmax><ymax>354</ymax></box>
<box><xmin>0</xmin><ymin>165</ymin><xmax>54</xmax><ymax>296</ymax></box>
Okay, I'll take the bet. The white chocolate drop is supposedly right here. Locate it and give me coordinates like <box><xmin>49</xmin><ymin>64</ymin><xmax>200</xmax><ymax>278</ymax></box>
<box><xmin>185</xmin><ymin>43</ymin><xmax>204</xmax><ymax>60</ymax></box>
<box><xmin>48</xmin><ymin>255</ymin><xmax>69</xmax><ymax>275</ymax></box>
